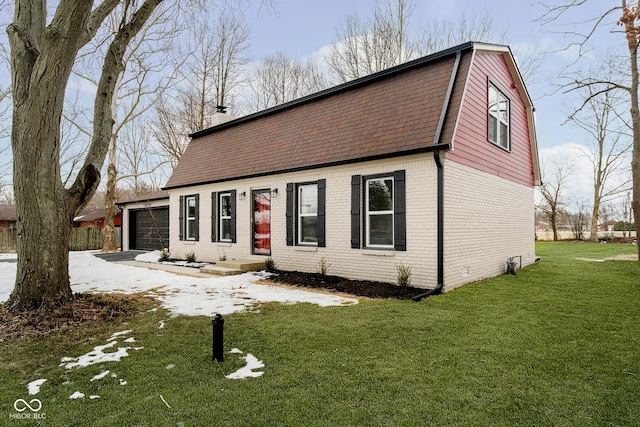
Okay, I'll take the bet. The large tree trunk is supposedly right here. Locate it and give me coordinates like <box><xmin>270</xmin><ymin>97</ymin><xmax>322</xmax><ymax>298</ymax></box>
<box><xmin>7</xmin><ymin>0</ymin><xmax>165</xmax><ymax>311</ymax></box>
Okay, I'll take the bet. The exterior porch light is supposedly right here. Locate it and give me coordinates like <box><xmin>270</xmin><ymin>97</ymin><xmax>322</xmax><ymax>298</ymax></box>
<box><xmin>239</xmin><ymin>191</ymin><xmax>246</xmax><ymax>200</ymax></box>
<box><xmin>271</xmin><ymin>188</ymin><xmax>278</xmax><ymax>198</ymax></box>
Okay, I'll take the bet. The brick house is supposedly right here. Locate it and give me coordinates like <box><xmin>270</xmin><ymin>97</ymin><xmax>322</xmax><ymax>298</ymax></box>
<box><xmin>151</xmin><ymin>42</ymin><xmax>540</xmax><ymax>293</ymax></box>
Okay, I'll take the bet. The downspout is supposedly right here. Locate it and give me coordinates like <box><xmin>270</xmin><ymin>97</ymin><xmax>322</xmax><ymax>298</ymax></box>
<box><xmin>412</xmin><ymin>50</ymin><xmax>462</xmax><ymax>302</ymax></box>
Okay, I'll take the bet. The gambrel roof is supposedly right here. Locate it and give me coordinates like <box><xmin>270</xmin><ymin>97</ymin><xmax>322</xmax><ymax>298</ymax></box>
<box><xmin>165</xmin><ymin>42</ymin><xmax>538</xmax><ymax>189</ymax></box>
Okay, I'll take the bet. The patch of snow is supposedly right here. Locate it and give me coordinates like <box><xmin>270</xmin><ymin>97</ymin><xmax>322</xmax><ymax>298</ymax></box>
<box><xmin>159</xmin><ymin>320</ymin><xmax>165</xmax><ymax>329</ymax></box>
<box><xmin>90</xmin><ymin>370</ymin><xmax>110</xmax><ymax>382</ymax></box>
<box><xmin>27</xmin><ymin>379</ymin><xmax>47</xmax><ymax>395</ymax></box>
<box><xmin>60</xmin><ymin>335</ymin><xmax>142</xmax><ymax>369</ymax></box>
<box><xmin>69</xmin><ymin>391</ymin><xmax>85</xmax><ymax>399</ymax></box>
<box><xmin>135</xmin><ymin>251</ymin><xmax>161</xmax><ymax>263</ymax></box>
<box><xmin>124</xmin><ymin>337</ymin><xmax>136</xmax><ymax>343</ymax></box>
<box><xmin>225</xmin><ymin>353</ymin><xmax>265</xmax><ymax>379</ymax></box>
<box><xmin>89</xmin><ymin>395</ymin><xmax>100</xmax><ymax>400</ymax></box>
<box><xmin>0</xmin><ymin>251</ymin><xmax>358</xmax><ymax>317</ymax></box>
<box><xmin>119</xmin><ymin>379</ymin><xmax>127</xmax><ymax>386</ymax></box>
<box><xmin>165</xmin><ymin>364</ymin><xmax>175</xmax><ymax>370</ymax></box>
<box><xmin>229</xmin><ymin>348</ymin><xmax>243</xmax><ymax>354</ymax></box>
<box><xmin>107</xmin><ymin>330</ymin><xmax>132</xmax><ymax>341</ymax></box>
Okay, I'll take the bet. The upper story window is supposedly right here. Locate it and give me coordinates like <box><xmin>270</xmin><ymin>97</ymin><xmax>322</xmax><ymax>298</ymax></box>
<box><xmin>488</xmin><ymin>82</ymin><xmax>510</xmax><ymax>151</ymax></box>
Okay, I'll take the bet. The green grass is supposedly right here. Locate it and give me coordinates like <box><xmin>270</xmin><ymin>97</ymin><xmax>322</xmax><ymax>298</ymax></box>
<box><xmin>1</xmin><ymin>242</ymin><xmax>639</xmax><ymax>426</ymax></box>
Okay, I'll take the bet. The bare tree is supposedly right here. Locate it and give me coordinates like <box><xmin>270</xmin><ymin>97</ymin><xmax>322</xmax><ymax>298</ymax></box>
<box><xmin>568</xmin><ymin>88</ymin><xmax>632</xmax><ymax>241</ymax></box>
<box><xmin>151</xmin><ymin>9</ymin><xmax>250</xmax><ymax>165</ymax></box>
<box><xmin>328</xmin><ymin>0</ymin><xmax>416</xmax><ymax>83</ymax></box>
<box><xmin>538</xmin><ymin>1</ymin><xmax>640</xmax><ymax>258</ymax></box>
<box><xmin>567</xmin><ymin>197</ymin><xmax>591</xmax><ymax>240</ymax></box>
<box><xmin>6</xmin><ymin>0</ymin><xmax>169</xmax><ymax>311</ymax></box>
<box><xmin>538</xmin><ymin>159</ymin><xmax>574</xmax><ymax>241</ymax></box>
<box><xmin>246</xmin><ymin>51</ymin><xmax>327</xmax><ymax>111</ymax></box>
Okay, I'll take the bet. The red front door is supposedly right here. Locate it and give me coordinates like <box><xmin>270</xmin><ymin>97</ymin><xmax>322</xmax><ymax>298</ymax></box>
<box><xmin>252</xmin><ymin>189</ymin><xmax>271</xmax><ymax>255</ymax></box>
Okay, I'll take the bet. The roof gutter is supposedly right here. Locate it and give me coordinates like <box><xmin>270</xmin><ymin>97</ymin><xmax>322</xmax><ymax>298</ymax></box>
<box><xmin>413</xmin><ymin>50</ymin><xmax>462</xmax><ymax>302</ymax></box>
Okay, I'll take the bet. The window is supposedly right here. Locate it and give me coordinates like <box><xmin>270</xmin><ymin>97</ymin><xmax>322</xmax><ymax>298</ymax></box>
<box><xmin>211</xmin><ymin>191</ymin><xmax>236</xmax><ymax>243</ymax></box>
<box><xmin>186</xmin><ymin>196</ymin><xmax>197</xmax><ymax>240</ymax></box>
<box><xmin>351</xmin><ymin>171</ymin><xmax>406</xmax><ymax>251</ymax></box>
<box><xmin>298</xmin><ymin>184</ymin><xmax>318</xmax><ymax>244</ymax></box>
<box><xmin>366</xmin><ymin>177</ymin><xmax>394</xmax><ymax>248</ymax></box>
<box><xmin>488</xmin><ymin>83</ymin><xmax>510</xmax><ymax>150</ymax></box>
<box><xmin>179</xmin><ymin>194</ymin><xmax>199</xmax><ymax>241</ymax></box>
<box><xmin>220</xmin><ymin>193</ymin><xmax>232</xmax><ymax>241</ymax></box>
<box><xmin>286</xmin><ymin>180</ymin><xmax>325</xmax><ymax>247</ymax></box>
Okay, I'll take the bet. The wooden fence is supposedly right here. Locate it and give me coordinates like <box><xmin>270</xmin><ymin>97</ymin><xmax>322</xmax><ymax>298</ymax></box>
<box><xmin>0</xmin><ymin>228</ymin><xmax>121</xmax><ymax>252</ymax></box>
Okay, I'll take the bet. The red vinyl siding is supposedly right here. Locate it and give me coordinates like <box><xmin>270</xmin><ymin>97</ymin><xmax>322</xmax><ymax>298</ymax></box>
<box><xmin>448</xmin><ymin>52</ymin><xmax>535</xmax><ymax>187</ymax></box>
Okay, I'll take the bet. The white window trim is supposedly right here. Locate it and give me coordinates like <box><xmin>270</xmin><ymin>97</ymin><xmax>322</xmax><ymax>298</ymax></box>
<box><xmin>297</xmin><ymin>183</ymin><xmax>318</xmax><ymax>246</ymax></box>
<box><xmin>488</xmin><ymin>83</ymin><xmax>510</xmax><ymax>151</ymax></box>
<box><xmin>365</xmin><ymin>176</ymin><xmax>394</xmax><ymax>249</ymax></box>
<box><xmin>219</xmin><ymin>192</ymin><xmax>232</xmax><ymax>242</ymax></box>
<box><xmin>185</xmin><ymin>195</ymin><xmax>197</xmax><ymax>241</ymax></box>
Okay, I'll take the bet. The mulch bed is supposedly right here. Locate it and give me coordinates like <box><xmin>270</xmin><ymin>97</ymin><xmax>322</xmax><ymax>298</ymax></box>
<box><xmin>0</xmin><ymin>293</ymin><xmax>156</xmax><ymax>342</ymax></box>
<box><xmin>265</xmin><ymin>270</ymin><xmax>428</xmax><ymax>300</ymax></box>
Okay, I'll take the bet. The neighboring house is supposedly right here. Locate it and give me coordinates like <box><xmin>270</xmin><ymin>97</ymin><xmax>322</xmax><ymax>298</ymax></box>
<box><xmin>160</xmin><ymin>42</ymin><xmax>540</xmax><ymax>292</ymax></box>
<box><xmin>119</xmin><ymin>191</ymin><xmax>170</xmax><ymax>251</ymax></box>
<box><xmin>0</xmin><ymin>206</ymin><xmax>16</xmax><ymax>231</ymax></box>
<box><xmin>73</xmin><ymin>208</ymin><xmax>122</xmax><ymax>228</ymax></box>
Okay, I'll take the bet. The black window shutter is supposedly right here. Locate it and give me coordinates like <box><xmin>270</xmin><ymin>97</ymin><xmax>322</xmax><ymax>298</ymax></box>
<box><xmin>317</xmin><ymin>179</ymin><xmax>326</xmax><ymax>247</ymax></box>
<box><xmin>394</xmin><ymin>170</ymin><xmax>406</xmax><ymax>251</ymax></box>
<box><xmin>286</xmin><ymin>183</ymin><xmax>294</xmax><ymax>246</ymax></box>
<box><xmin>351</xmin><ymin>175</ymin><xmax>361</xmax><ymax>249</ymax></box>
<box><xmin>194</xmin><ymin>194</ymin><xmax>200</xmax><ymax>241</ymax></box>
<box><xmin>179</xmin><ymin>195</ymin><xmax>184</xmax><ymax>241</ymax></box>
<box><xmin>230</xmin><ymin>190</ymin><xmax>237</xmax><ymax>243</ymax></box>
<box><xmin>211</xmin><ymin>192</ymin><xmax>217</xmax><ymax>242</ymax></box>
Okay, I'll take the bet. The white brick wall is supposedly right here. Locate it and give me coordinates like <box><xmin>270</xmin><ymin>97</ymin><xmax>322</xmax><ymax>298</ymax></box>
<box><xmin>170</xmin><ymin>154</ymin><xmax>439</xmax><ymax>288</ymax></box>
<box><xmin>443</xmin><ymin>160</ymin><xmax>536</xmax><ymax>291</ymax></box>
<box><xmin>167</xmin><ymin>155</ymin><xmax>536</xmax><ymax>291</ymax></box>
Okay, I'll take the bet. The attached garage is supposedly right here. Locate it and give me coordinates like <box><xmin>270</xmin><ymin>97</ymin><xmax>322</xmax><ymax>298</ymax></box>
<box><xmin>129</xmin><ymin>207</ymin><xmax>169</xmax><ymax>250</ymax></box>
<box><xmin>119</xmin><ymin>192</ymin><xmax>170</xmax><ymax>251</ymax></box>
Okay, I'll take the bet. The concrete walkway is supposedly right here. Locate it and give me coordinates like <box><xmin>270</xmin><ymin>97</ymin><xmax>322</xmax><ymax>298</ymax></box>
<box><xmin>115</xmin><ymin>260</ymin><xmax>215</xmax><ymax>278</ymax></box>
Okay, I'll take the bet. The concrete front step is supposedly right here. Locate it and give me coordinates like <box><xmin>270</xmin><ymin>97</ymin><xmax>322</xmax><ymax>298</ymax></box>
<box><xmin>216</xmin><ymin>259</ymin><xmax>266</xmax><ymax>272</ymax></box>
<box><xmin>200</xmin><ymin>265</ymin><xmax>243</xmax><ymax>276</ymax></box>
<box><xmin>199</xmin><ymin>258</ymin><xmax>266</xmax><ymax>276</ymax></box>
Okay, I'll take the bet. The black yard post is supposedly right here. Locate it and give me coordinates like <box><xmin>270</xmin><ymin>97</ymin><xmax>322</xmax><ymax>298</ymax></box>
<box><xmin>212</xmin><ymin>313</ymin><xmax>224</xmax><ymax>362</ymax></box>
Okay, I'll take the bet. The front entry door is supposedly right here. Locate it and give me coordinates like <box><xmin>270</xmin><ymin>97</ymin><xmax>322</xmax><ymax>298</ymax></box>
<box><xmin>252</xmin><ymin>189</ymin><xmax>271</xmax><ymax>255</ymax></box>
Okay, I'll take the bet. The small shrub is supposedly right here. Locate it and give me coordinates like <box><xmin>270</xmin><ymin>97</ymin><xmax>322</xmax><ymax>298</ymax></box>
<box><xmin>317</xmin><ymin>256</ymin><xmax>331</xmax><ymax>276</ymax></box>
<box><xmin>159</xmin><ymin>249</ymin><xmax>171</xmax><ymax>262</ymax></box>
<box><xmin>185</xmin><ymin>251</ymin><xmax>198</xmax><ymax>263</ymax></box>
<box><xmin>265</xmin><ymin>257</ymin><xmax>277</xmax><ymax>273</ymax></box>
<box><xmin>396</xmin><ymin>263</ymin><xmax>412</xmax><ymax>287</ymax></box>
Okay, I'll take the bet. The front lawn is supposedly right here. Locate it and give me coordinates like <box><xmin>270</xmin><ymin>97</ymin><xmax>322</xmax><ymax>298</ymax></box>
<box><xmin>1</xmin><ymin>242</ymin><xmax>639</xmax><ymax>426</ymax></box>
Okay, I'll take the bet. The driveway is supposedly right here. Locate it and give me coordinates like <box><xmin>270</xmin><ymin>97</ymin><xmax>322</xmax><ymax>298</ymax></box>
<box><xmin>92</xmin><ymin>250</ymin><xmax>148</xmax><ymax>262</ymax></box>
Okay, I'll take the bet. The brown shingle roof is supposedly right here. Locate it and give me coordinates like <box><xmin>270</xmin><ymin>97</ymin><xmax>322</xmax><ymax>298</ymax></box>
<box><xmin>165</xmin><ymin>43</ymin><xmax>475</xmax><ymax>189</ymax></box>
<box><xmin>0</xmin><ymin>205</ymin><xmax>16</xmax><ymax>222</ymax></box>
